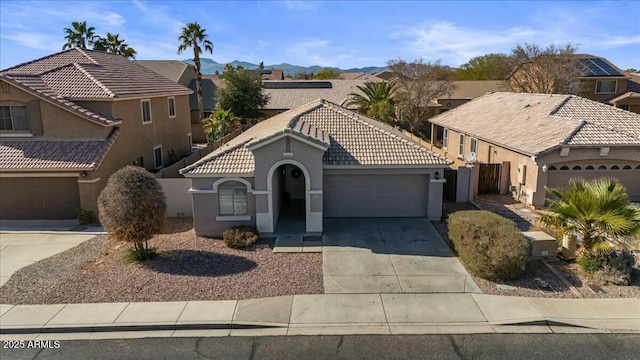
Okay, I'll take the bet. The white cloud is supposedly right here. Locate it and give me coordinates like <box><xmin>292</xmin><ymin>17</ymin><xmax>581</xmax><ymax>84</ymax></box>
<box><xmin>282</xmin><ymin>1</ymin><xmax>319</xmax><ymax>11</ymax></box>
<box><xmin>102</xmin><ymin>12</ymin><xmax>126</xmax><ymax>27</ymax></box>
<box><xmin>390</xmin><ymin>21</ymin><xmax>540</xmax><ymax>65</ymax></box>
<box><xmin>287</xmin><ymin>39</ymin><xmax>360</xmax><ymax>66</ymax></box>
<box><xmin>1</xmin><ymin>32</ymin><xmax>60</xmax><ymax>52</ymax></box>
<box><xmin>256</xmin><ymin>40</ymin><xmax>270</xmax><ymax>50</ymax></box>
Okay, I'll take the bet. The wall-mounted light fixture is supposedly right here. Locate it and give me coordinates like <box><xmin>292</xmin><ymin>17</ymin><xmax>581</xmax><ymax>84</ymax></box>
<box><xmin>542</xmin><ymin>164</ymin><xmax>548</xmax><ymax>173</ymax></box>
<box><xmin>80</xmin><ymin>171</ymin><xmax>88</xmax><ymax>178</ymax></box>
<box><xmin>435</xmin><ymin>171</ymin><xmax>440</xmax><ymax>179</ymax></box>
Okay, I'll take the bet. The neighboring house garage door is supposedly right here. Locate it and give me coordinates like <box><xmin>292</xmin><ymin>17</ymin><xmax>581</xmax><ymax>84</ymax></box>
<box><xmin>324</xmin><ymin>174</ymin><xmax>428</xmax><ymax>217</ymax></box>
<box><xmin>547</xmin><ymin>167</ymin><xmax>640</xmax><ymax>200</ymax></box>
<box><xmin>0</xmin><ymin>178</ymin><xmax>80</xmax><ymax>219</ymax></box>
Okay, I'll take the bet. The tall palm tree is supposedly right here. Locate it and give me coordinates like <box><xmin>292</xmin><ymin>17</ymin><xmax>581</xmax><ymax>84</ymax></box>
<box><xmin>539</xmin><ymin>178</ymin><xmax>640</xmax><ymax>255</ymax></box>
<box><xmin>62</xmin><ymin>21</ymin><xmax>96</xmax><ymax>50</ymax></box>
<box><xmin>201</xmin><ymin>109</ymin><xmax>240</xmax><ymax>143</ymax></box>
<box><xmin>177</xmin><ymin>22</ymin><xmax>213</xmax><ymax>122</ymax></box>
<box><xmin>346</xmin><ymin>81</ymin><xmax>397</xmax><ymax>125</ymax></box>
<box><xmin>93</xmin><ymin>33</ymin><xmax>137</xmax><ymax>59</ymax></box>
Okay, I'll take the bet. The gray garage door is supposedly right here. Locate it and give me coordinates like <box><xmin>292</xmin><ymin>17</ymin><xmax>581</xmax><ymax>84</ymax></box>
<box><xmin>0</xmin><ymin>177</ymin><xmax>80</xmax><ymax>219</ymax></box>
<box><xmin>324</xmin><ymin>174</ymin><xmax>428</xmax><ymax>217</ymax></box>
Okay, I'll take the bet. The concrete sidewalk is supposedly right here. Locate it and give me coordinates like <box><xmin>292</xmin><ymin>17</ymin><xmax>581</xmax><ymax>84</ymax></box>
<box><xmin>1</xmin><ymin>294</ymin><xmax>638</xmax><ymax>341</ymax></box>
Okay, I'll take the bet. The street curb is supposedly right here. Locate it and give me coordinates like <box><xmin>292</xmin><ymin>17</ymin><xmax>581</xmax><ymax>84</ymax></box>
<box><xmin>0</xmin><ymin>323</ymin><xmax>282</xmax><ymax>335</ymax></box>
<box><xmin>0</xmin><ymin>231</ymin><xmax>106</xmax><ymax>235</ymax></box>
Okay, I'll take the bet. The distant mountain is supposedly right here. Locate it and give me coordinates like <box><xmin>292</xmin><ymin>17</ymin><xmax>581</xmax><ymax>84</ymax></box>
<box><xmin>183</xmin><ymin>58</ymin><xmax>385</xmax><ymax>76</ymax></box>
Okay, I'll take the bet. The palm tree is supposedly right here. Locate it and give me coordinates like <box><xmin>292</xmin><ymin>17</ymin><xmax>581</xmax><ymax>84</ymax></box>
<box><xmin>177</xmin><ymin>22</ymin><xmax>213</xmax><ymax>122</ymax></box>
<box><xmin>346</xmin><ymin>81</ymin><xmax>397</xmax><ymax>125</ymax></box>
<box><xmin>201</xmin><ymin>109</ymin><xmax>240</xmax><ymax>143</ymax></box>
<box><xmin>93</xmin><ymin>33</ymin><xmax>137</xmax><ymax>59</ymax></box>
<box><xmin>539</xmin><ymin>178</ymin><xmax>640</xmax><ymax>256</ymax></box>
<box><xmin>62</xmin><ymin>21</ymin><xmax>96</xmax><ymax>50</ymax></box>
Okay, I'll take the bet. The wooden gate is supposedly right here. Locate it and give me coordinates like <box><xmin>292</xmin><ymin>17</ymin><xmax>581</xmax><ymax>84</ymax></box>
<box><xmin>478</xmin><ymin>163</ymin><xmax>501</xmax><ymax>194</ymax></box>
<box><xmin>443</xmin><ymin>169</ymin><xmax>457</xmax><ymax>202</ymax></box>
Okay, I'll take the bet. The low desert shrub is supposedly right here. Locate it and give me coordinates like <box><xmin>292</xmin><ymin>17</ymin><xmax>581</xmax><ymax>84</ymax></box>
<box><xmin>576</xmin><ymin>252</ymin><xmax>603</xmax><ymax>273</ymax></box>
<box><xmin>125</xmin><ymin>247</ymin><xmax>158</xmax><ymax>263</ymax></box>
<box><xmin>223</xmin><ymin>226</ymin><xmax>259</xmax><ymax>249</ymax></box>
<box><xmin>77</xmin><ymin>208</ymin><xmax>96</xmax><ymax>225</ymax></box>
<box><xmin>593</xmin><ymin>251</ymin><xmax>635</xmax><ymax>285</ymax></box>
<box><xmin>448</xmin><ymin>210</ymin><xmax>528</xmax><ymax>280</ymax></box>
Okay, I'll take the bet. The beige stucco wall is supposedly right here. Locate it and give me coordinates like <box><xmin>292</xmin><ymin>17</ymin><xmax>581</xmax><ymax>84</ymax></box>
<box><xmin>434</xmin><ymin>124</ymin><xmax>640</xmax><ymax>206</ymax></box>
<box><xmin>578</xmin><ymin>78</ymin><xmax>628</xmax><ymax>103</ymax></box>
<box><xmin>1</xmin><ymin>79</ymin><xmax>193</xmax><ymax>216</ymax></box>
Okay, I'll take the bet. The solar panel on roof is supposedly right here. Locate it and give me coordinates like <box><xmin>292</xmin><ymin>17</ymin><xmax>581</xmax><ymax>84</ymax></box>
<box><xmin>263</xmin><ymin>81</ymin><xmax>332</xmax><ymax>89</ymax></box>
<box><xmin>578</xmin><ymin>58</ymin><xmax>623</xmax><ymax>77</ymax></box>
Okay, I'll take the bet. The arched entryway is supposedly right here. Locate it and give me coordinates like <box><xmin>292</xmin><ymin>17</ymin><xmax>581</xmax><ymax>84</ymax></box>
<box><xmin>267</xmin><ymin>160</ymin><xmax>310</xmax><ymax>234</ymax></box>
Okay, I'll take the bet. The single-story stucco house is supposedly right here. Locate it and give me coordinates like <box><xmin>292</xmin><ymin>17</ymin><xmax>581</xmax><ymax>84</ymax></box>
<box><xmin>180</xmin><ymin>99</ymin><xmax>450</xmax><ymax>237</ymax></box>
<box><xmin>429</xmin><ymin>92</ymin><xmax>640</xmax><ymax>206</ymax></box>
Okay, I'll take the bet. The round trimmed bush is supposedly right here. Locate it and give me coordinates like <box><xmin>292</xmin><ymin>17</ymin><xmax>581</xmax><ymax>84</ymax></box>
<box><xmin>448</xmin><ymin>210</ymin><xmax>529</xmax><ymax>280</ymax></box>
<box><xmin>223</xmin><ymin>226</ymin><xmax>259</xmax><ymax>248</ymax></box>
<box><xmin>97</xmin><ymin>166</ymin><xmax>166</xmax><ymax>259</ymax></box>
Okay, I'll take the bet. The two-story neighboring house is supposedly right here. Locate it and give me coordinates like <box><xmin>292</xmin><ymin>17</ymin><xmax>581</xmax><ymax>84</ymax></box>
<box><xmin>0</xmin><ymin>49</ymin><xmax>192</xmax><ymax>220</ymax></box>
<box><xmin>508</xmin><ymin>54</ymin><xmax>637</xmax><ymax>113</ymax></box>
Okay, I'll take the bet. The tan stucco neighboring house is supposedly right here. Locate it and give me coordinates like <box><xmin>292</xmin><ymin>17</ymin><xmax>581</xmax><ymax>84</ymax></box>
<box><xmin>508</xmin><ymin>54</ymin><xmax>636</xmax><ymax>112</ymax></box>
<box><xmin>430</xmin><ymin>80</ymin><xmax>510</xmax><ymax>115</ymax></box>
<box><xmin>429</xmin><ymin>92</ymin><xmax>640</xmax><ymax>206</ymax></box>
<box><xmin>1</xmin><ymin>49</ymin><xmax>193</xmax><ymax>220</ymax></box>
<box><xmin>180</xmin><ymin>99</ymin><xmax>450</xmax><ymax>237</ymax></box>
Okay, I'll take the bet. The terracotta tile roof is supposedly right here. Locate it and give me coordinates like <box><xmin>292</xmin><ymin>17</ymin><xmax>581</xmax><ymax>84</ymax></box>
<box><xmin>0</xmin><ymin>128</ymin><xmax>120</xmax><ymax>171</ymax></box>
<box><xmin>262</xmin><ymin>80</ymin><xmax>369</xmax><ymax>110</ymax></box>
<box><xmin>429</xmin><ymin>92</ymin><xmax>640</xmax><ymax>156</ymax></box>
<box><xmin>1</xmin><ymin>49</ymin><xmax>191</xmax><ymax>99</ymax></box>
<box><xmin>552</xmin><ymin>96</ymin><xmax>640</xmax><ymax>145</ymax></box>
<box><xmin>182</xmin><ymin>99</ymin><xmax>450</xmax><ymax>175</ymax></box>
<box><xmin>1</xmin><ymin>75</ymin><xmax>120</xmax><ymax>126</ymax></box>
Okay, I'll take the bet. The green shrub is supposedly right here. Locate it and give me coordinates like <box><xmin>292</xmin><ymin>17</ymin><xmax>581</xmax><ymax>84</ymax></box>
<box><xmin>223</xmin><ymin>226</ymin><xmax>259</xmax><ymax>248</ymax></box>
<box><xmin>448</xmin><ymin>210</ymin><xmax>529</xmax><ymax>280</ymax></box>
<box><xmin>77</xmin><ymin>208</ymin><xmax>96</xmax><ymax>225</ymax></box>
<box><xmin>125</xmin><ymin>247</ymin><xmax>157</xmax><ymax>263</ymax></box>
<box><xmin>576</xmin><ymin>252</ymin><xmax>603</xmax><ymax>273</ymax></box>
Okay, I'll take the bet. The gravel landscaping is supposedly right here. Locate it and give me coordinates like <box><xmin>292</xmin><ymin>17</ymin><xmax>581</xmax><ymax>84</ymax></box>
<box><xmin>0</xmin><ymin>218</ymin><xmax>322</xmax><ymax>305</ymax></box>
<box><xmin>433</xmin><ymin>199</ymin><xmax>640</xmax><ymax>299</ymax></box>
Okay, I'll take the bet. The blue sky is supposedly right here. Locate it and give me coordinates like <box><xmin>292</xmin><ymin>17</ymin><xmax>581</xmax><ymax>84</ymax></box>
<box><xmin>1</xmin><ymin>0</ymin><xmax>639</xmax><ymax>70</ymax></box>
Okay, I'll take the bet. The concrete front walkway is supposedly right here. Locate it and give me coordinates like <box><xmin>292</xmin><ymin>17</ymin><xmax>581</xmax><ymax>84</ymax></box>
<box><xmin>0</xmin><ymin>232</ymin><xmax>96</xmax><ymax>286</ymax></box>
<box><xmin>323</xmin><ymin>218</ymin><xmax>480</xmax><ymax>294</ymax></box>
<box><xmin>2</xmin><ymin>294</ymin><xmax>638</xmax><ymax>340</ymax></box>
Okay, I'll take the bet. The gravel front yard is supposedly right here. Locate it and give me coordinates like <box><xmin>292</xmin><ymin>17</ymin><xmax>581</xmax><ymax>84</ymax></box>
<box><xmin>0</xmin><ymin>218</ymin><xmax>322</xmax><ymax>305</ymax></box>
<box><xmin>433</xmin><ymin>200</ymin><xmax>640</xmax><ymax>299</ymax></box>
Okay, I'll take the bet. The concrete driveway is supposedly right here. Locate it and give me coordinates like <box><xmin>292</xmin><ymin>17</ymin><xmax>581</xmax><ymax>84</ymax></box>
<box><xmin>323</xmin><ymin>218</ymin><xmax>481</xmax><ymax>294</ymax></box>
<box><xmin>0</xmin><ymin>232</ymin><xmax>94</xmax><ymax>286</ymax></box>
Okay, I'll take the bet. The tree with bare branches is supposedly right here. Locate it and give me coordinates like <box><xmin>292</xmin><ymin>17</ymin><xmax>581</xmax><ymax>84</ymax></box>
<box><xmin>387</xmin><ymin>59</ymin><xmax>457</xmax><ymax>139</ymax></box>
<box><xmin>507</xmin><ymin>43</ymin><xmax>580</xmax><ymax>94</ymax></box>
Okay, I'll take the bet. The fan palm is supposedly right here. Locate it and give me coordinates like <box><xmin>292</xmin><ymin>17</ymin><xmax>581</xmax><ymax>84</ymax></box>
<box><xmin>62</xmin><ymin>21</ymin><xmax>96</xmax><ymax>50</ymax></box>
<box><xmin>346</xmin><ymin>81</ymin><xmax>397</xmax><ymax>124</ymax></box>
<box><xmin>178</xmin><ymin>22</ymin><xmax>213</xmax><ymax>122</ymax></box>
<box><xmin>93</xmin><ymin>33</ymin><xmax>137</xmax><ymax>59</ymax></box>
<box><xmin>202</xmin><ymin>109</ymin><xmax>240</xmax><ymax>143</ymax></box>
<box><xmin>539</xmin><ymin>178</ymin><xmax>640</xmax><ymax>255</ymax></box>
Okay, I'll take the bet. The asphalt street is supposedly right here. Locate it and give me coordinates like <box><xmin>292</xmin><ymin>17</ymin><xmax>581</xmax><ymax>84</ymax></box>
<box><xmin>2</xmin><ymin>334</ymin><xmax>639</xmax><ymax>360</ymax></box>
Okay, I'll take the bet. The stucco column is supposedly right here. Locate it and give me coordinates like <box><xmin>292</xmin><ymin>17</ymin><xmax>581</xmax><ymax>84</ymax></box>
<box><xmin>428</xmin><ymin>178</ymin><xmax>446</xmax><ymax>220</ymax></box>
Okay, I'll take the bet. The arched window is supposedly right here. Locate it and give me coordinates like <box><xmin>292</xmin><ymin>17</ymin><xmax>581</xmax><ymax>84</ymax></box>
<box><xmin>218</xmin><ymin>181</ymin><xmax>248</xmax><ymax>215</ymax></box>
<box><xmin>636</xmin><ymin>165</ymin><xmax>640</xmax><ymax>170</ymax></box>
<box><xmin>585</xmin><ymin>165</ymin><xmax>595</xmax><ymax>170</ymax></box>
<box><xmin>560</xmin><ymin>166</ymin><xmax>569</xmax><ymax>170</ymax></box>
<box><xmin>623</xmin><ymin>165</ymin><xmax>632</xmax><ymax>170</ymax></box>
<box><xmin>572</xmin><ymin>166</ymin><xmax>582</xmax><ymax>170</ymax></box>
<box><xmin>598</xmin><ymin>165</ymin><xmax>607</xmax><ymax>170</ymax></box>
<box><xmin>610</xmin><ymin>165</ymin><xmax>619</xmax><ymax>170</ymax></box>
<box><xmin>548</xmin><ymin>165</ymin><xmax>557</xmax><ymax>171</ymax></box>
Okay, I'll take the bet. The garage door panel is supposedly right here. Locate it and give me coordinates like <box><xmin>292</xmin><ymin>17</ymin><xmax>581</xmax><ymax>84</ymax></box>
<box><xmin>324</xmin><ymin>175</ymin><xmax>427</xmax><ymax>217</ymax></box>
<box><xmin>0</xmin><ymin>178</ymin><xmax>80</xmax><ymax>219</ymax></box>
<box><xmin>547</xmin><ymin>170</ymin><xmax>640</xmax><ymax>199</ymax></box>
